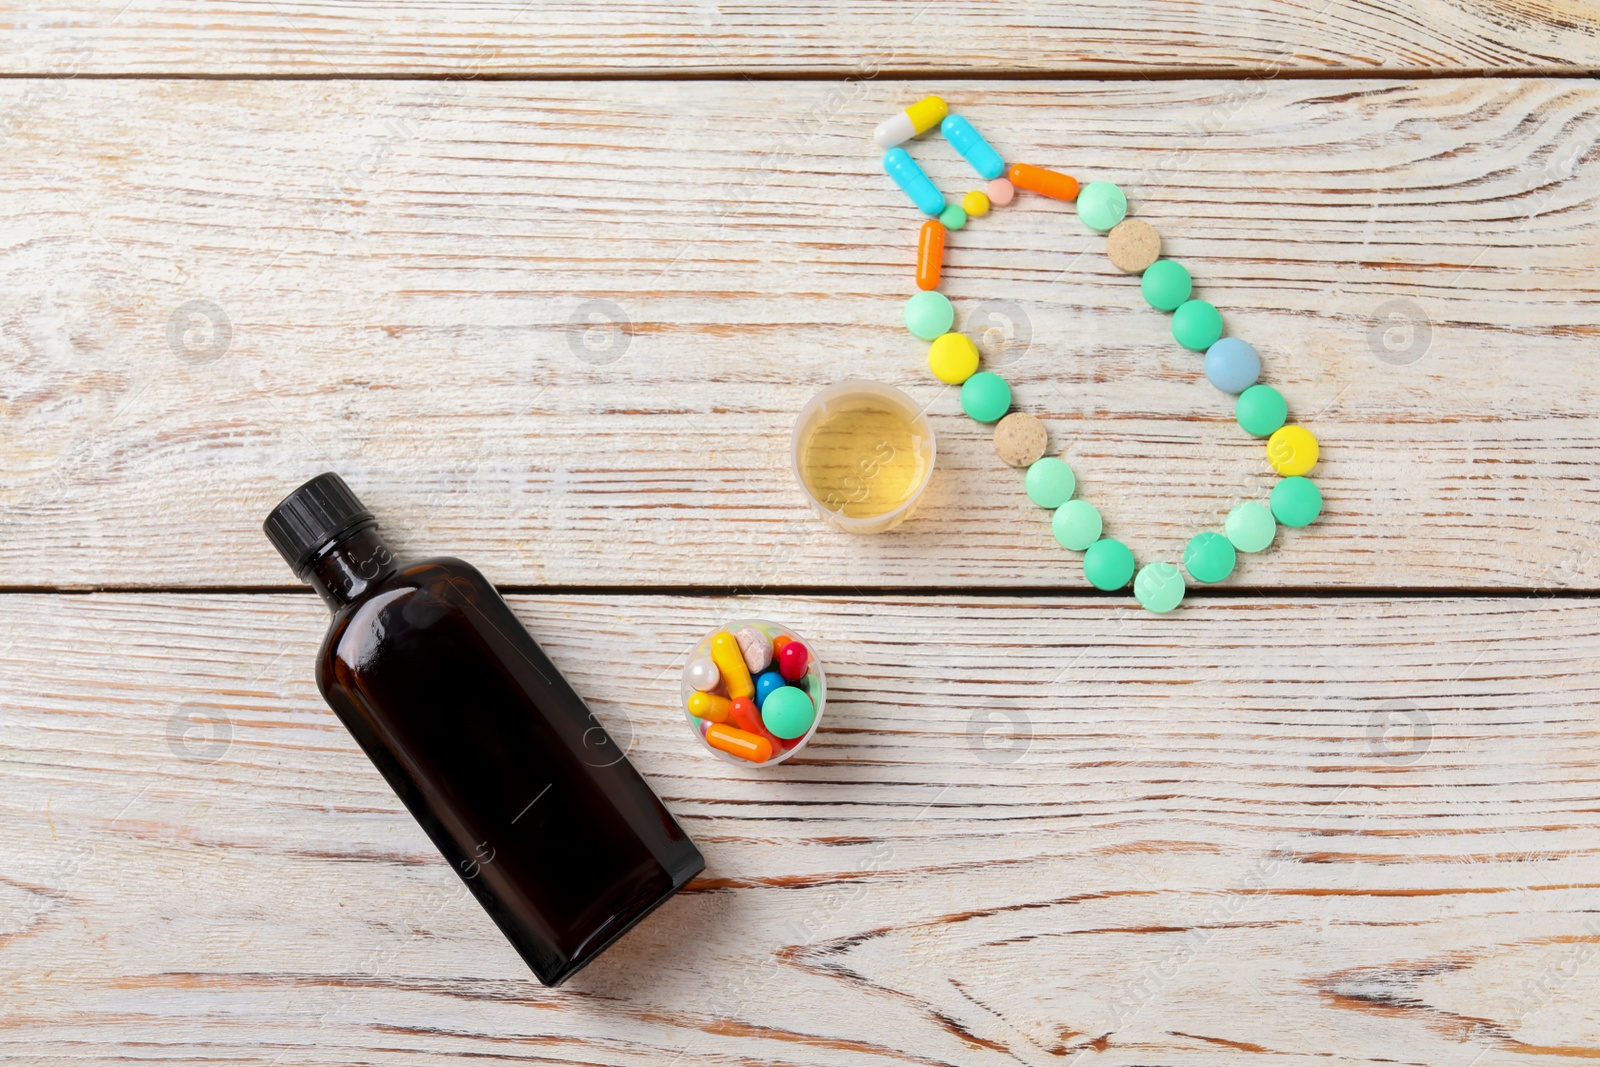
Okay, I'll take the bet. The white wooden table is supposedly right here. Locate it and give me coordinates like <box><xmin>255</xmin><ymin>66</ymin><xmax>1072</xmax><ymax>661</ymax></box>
<box><xmin>3</xmin><ymin>5</ymin><xmax>1599</xmax><ymax>1064</ymax></box>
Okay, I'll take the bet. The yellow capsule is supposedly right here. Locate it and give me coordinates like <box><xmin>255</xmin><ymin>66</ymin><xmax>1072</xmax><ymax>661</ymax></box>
<box><xmin>687</xmin><ymin>691</ymin><xmax>731</xmax><ymax>723</ymax></box>
<box><xmin>1267</xmin><ymin>425</ymin><xmax>1319</xmax><ymax>476</ymax></box>
<box><xmin>962</xmin><ymin>190</ymin><xmax>991</xmax><ymax>217</ymax></box>
<box><xmin>709</xmin><ymin>631</ymin><xmax>754</xmax><ymax>699</ymax></box>
<box><xmin>873</xmin><ymin>95</ymin><xmax>949</xmax><ymax>148</ymax></box>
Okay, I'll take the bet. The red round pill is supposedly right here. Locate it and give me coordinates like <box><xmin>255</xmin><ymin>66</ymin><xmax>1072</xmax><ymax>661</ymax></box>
<box><xmin>777</xmin><ymin>641</ymin><xmax>809</xmax><ymax>682</ymax></box>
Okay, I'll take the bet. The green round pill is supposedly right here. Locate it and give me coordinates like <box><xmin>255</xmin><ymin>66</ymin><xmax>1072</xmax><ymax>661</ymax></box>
<box><xmin>904</xmin><ymin>290</ymin><xmax>954</xmax><ymax>341</ymax></box>
<box><xmin>1025</xmin><ymin>456</ymin><xmax>1075</xmax><ymax>508</ymax></box>
<box><xmin>1270</xmin><ymin>476</ymin><xmax>1322</xmax><ymax>528</ymax></box>
<box><xmin>1183</xmin><ymin>531</ymin><xmax>1237</xmax><ymax>583</ymax></box>
<box><xmin>1076</xmin><ymin>181</ymin><xmax>1127</xmax><ymax>233</ymax></box>
<box><xmin>1224</xmin><ymin>500</ymin><xmax>1277</xmax><ymax>553</ymax></box>
<box><xmin>1083</xmin><ymin>538</ymin><xmax>1135</xmax><ymax>591</ymax></box>
<box><xmin>1140</xmin><ymin>260</ymin><xmax>1192</xmax><ymax>311</ymax></box>
<box><xmin>1134</xmin><ymin>561</ymin><xmax>1186</xmax><ymax>613</ymax></box>
<box><xmin>760</xmin><ymin>685</ymin><xmax>816</xmax><ymax>740</ymax></box>
<box><xmin>1236</xmin><ymin>384</ymin><xmax>1288</xmax><ymax>437</ymax></box>
<box><xmin>939</xmin><ymin>203</ymin><xmax>968</xmax><ymax>231</ymax></box>
<box><xmin>1052</xmin><ymin>499</ymin><xmax>1102</xmax><ymax>551</ymax></box>
<box><xmin>960</xmin><ymin>371</ymin><xmax>1011</xmax><ymax>423</ymax></box>
<box><xmin>1172</xmin><ymin>299</ymin><xmax>1223</xmax><ymax>350</ymax></box>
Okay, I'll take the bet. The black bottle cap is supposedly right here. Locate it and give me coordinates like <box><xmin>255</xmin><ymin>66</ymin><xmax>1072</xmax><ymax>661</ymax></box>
<box><xmin>263</xmin><ymin>472</ymin><xmax>376</xmax><ymax>574</ymax></box>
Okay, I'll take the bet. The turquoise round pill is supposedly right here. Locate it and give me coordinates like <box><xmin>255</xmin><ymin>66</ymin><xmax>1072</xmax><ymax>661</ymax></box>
<box><xmin>1140</xmin><ymin>260</ymin><xmax>1191</xmax><ymax>311</ymax></box>
<box><xmin>1076</xmin><ymin>181</ymin><xmax>1127</xmax><ymax>232</ymax></box>
<box><xmin>1236</xmin><ymin>384</ymin><xmax>1288</xmax><ymax>437</ymax></box>
<box><xmin>1173</xmin><ymin>300</ymin><xmax>1223</xmax><ymax>350</ymax></box>
<box><xmin>1224</xmin><ymin>500</ymin><xmax>1277</xmax><ymax>553</ymax></box>
<box><xmin>905</xmin><ymin>290</ymin><xmax>954</xmax><ymax>340</ymax></box>
<box><xmin>1134</xmin><ymin>562</ymin><xmax>1186</xmax><ymax>613</ymax></box>
<box><xmin>1083</xmin><ymin>538</ymin><xmax>1135</xmax><ymax>591</ymax></box>
<box><xmin>1183</xmin><ymin>531</ymin><xmax>1237</xmax><ymax>583</ymax></box>
<box><xmin>760</xmin><ymin>685</ymin><xmax>816</xmax><ymax>740</ymax></box>
<box><xmin>1025</xmin><ymin>456</ymin><xmax>1075</xmax><ymax>508</ymax></box>
<box><xmin>1052</xmin><ymin>499</ymin><xmax>1102</xmax><ymax>551</ymax></box>
<box><xmin>1204</xmin><ymin>338</ymin><xmax>1261</xmax><ymax>394</ymax></box>
<box><xmin>960</xmin><ymin>371</ymin><xmax>1011</xmax><ymax>423</ymax></box>
<box><xmin>1271</xmin><ymin>476</ymin><xmax>1322</xmax><ymax>528</ymax></box>
<box><xmin>939</xmin><ymin>203</ymin><xmax>968</xmax><ymax>231</ymax></box>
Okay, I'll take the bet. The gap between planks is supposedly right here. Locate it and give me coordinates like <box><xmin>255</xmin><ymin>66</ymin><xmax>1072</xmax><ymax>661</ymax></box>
<box><xmin>1</xmin><ymin>585</ymin><xmax>1598</xmax><ymax>599</ymax></box>
<box><xmin>0</xmin><ymin>68</ymin><xmax>1597</xmax><ymax>82</ymax></box>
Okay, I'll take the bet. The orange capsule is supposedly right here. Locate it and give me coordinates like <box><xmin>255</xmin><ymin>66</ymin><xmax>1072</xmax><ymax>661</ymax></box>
<box><xmin>772</xmin><ymin>635</ymin><xmax>792</xmax><ymax>655</ymax></box>
<box><xmin>915</xmin><ymin>218</ymin><xmax>945</xmax><ymax>291</ymax></box>
<box><xmin>1008</xmin><ymin>163</ymin><xmax>1080</xmax><ymax>202</ymax></box>
<box><xmin>705</xmin><ymin>723</ymin><xmax>774</xmax><ymax>763</ymax></box>
<box><xmin>687</xmin><ymin>691</ymin><xmax>731</xmax><ymax>723</ymax></box>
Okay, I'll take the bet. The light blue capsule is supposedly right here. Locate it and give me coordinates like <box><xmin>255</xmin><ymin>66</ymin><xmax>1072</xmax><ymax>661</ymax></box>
<box><xmin>940</xmin><ymin>115</ymin><xmax>1005</xmax><ymax>180</ymax></box>
<box><xmin>1204</xmin><ymin>337</ymin><xmax>1262</xmax><ymax>394</ymax></box>
<box><xmin>883</xmin><ymin>147</ymin><xmax>946</xmax><ymax>216</ymax></box>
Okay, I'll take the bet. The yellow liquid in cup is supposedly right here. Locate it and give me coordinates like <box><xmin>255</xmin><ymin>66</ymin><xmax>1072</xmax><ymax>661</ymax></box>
<box><xmin>798</xmin><ymin>401</ymin><xmax>929</xmax><ymax>519</ymax></box>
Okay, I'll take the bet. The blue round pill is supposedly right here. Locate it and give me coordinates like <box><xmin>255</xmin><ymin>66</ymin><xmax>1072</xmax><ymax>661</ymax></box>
<box><xmin>754</xmin><ymin>670</ymin><xmax>787</xmax><ymax>708</ymax></box>
<box><xmin>1204</xmin><ymin>338</ymin><xmax>1261</xmax><ymax>394</ymax></box>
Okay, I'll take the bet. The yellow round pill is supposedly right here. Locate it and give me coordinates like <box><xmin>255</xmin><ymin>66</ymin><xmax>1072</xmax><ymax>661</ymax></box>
<box><xmin>961</xmin><ymin>190</ymin><xmax>991</xmax><ymax>217</ymax></box>
<box><xmin>1266</xmin><ymin>425</ymin><xmax>1319</xmax><ymax>476</ymax></box>
<box><xmin>927</xmin><ymin>332</ymin><xmax>980</xmax><ymax>385</ymax></box>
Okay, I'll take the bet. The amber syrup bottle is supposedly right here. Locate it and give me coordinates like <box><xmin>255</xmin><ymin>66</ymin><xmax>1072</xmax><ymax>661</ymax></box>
<box><xmin>264</xmin><ymin>473</ymin><xmax>703</xmax><ymax>985</ymax></box>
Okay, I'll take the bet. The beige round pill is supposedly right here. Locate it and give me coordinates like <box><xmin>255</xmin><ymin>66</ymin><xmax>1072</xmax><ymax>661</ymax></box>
<box><xmin>993</xmin><ymin>412</ymin><xmax>1048</xmax><ymax>467</ymax></box>
<box><xmin>1106</xmin><ymin>218</ymin><xmax>1161</xmax><ymax>274</ymax></box>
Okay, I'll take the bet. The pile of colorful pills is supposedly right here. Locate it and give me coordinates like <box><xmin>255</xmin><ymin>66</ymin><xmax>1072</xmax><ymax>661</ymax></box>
<box><xmin>681</xmin><ymin>621</ymin><xmax>825</xmax><ymax>765</ymax></box>
<box><xmin>876</xmin><ymin>95</ymin><xmax>1326</xmax><ymax>614</ymax></box>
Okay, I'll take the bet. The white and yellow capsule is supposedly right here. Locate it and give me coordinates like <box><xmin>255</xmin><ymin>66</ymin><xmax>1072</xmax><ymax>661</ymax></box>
<box><xmin>873</xmin><ymin>95</ymin><xmax>948</xmax><ymax>149</ymax></box>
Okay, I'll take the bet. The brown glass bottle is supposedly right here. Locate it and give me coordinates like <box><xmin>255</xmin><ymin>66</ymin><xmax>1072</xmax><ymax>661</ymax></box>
<box><xmin>264</xmin><ymin>473</ymin><xmax>703</xmax><ymax>986</ymax></box>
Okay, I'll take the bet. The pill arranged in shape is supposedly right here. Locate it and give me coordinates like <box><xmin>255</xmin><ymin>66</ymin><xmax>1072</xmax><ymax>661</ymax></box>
<box><xmin>1204</xmin><ymin>338</ymin><xmax>1261</xmax><ymax>394</ymax></box>
<box><xmin>1076</xmin><ymin>181</ymin><xmax>1127</xmax><ymax>232</ymax></box>
<box><xmin>941</xmin><ymin>114</ymin><xmax>1005</xmax><ymax>180</ymax></box>
<box><xmin>994</xmin><ymin>412</ymin><xmax>1048</xmax><ymax>467</ymax></box>
<box><xmin>905</xmin><ymin>290</ymin><xmax>955</xmax><ymax>340</ymax></box>
<box><xmin>916</xmin><ymin>219</ymin><xmax>945</xmax><ymax>290</ymax></box>
<box><xmin>1106</xmin><ymin>219</ymin><xmax>1161</xmax><ymax>274</ymax></box>
<box><xmin>928</xmin><ymin>332</ymin><xmax>980</xmax><ymax>384</ymax></box>
<box><xmin>884</xmin><ymin>147</ymin><xmax>946</xmax><ymax>216</ymax></box>
<box><xmin>874</xmin><ymin>95</ymin><xmax>949</xmax><ymax>148</ymax></box>
<box><xmin>960</xmin><ymin>371</ymin><xmax>1012</xmax><ymax>423</ymax></box>
<box><xmin>1007</xmin><ymin>163</ymin><xmax>1079</xmax><ymax>202</ymax></box>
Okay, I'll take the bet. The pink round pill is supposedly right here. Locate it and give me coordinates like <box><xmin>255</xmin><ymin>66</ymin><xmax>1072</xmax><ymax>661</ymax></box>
<box><xmin>986</xmin><ymin>178</ymin><xmax>1016</xmax><ymax>206</ymax></box>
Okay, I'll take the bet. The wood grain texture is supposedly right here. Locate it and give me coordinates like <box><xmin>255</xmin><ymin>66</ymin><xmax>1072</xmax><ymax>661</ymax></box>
<box><xmin>2</xmin><ymin>76</ymin><xmax>1598</xmax><ymax>590</ymax></box>
<box><xmin>2</xmin><ymin>591</ymin><xmax>1598</xmax><ymax>1064</ymax></box>
<box><xmin>3</xmin><ymin>0</ymin><xmax>1599</xmax><ymax>76</ymax></box>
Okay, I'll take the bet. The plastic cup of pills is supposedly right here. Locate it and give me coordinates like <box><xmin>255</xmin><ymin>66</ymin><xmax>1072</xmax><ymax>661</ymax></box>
<box><xmin>680</xmin><ymin>620</ymin><xmax>826</xmax><ymax>767</ymax></box>
<box><xmin>791</xmin><ymin>379</ymin><xmax>936</xmax><ymax>535</ymax></box>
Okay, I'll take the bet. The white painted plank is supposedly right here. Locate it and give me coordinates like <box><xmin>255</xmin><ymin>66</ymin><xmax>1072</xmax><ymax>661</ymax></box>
<box><xmin>2</xmin><ymin>592</ymin><xmax>1599</xmax><ymax>1063</ymax></box>
<box><xmin>1</xmin><ymin>78</ymin><xmax>1598</xmax><ymax>589</ymax></box>
<box><xmin>3</xmin><ymin>1</ymin><xmax>1597</xmax><ymax>76</ymax></box>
